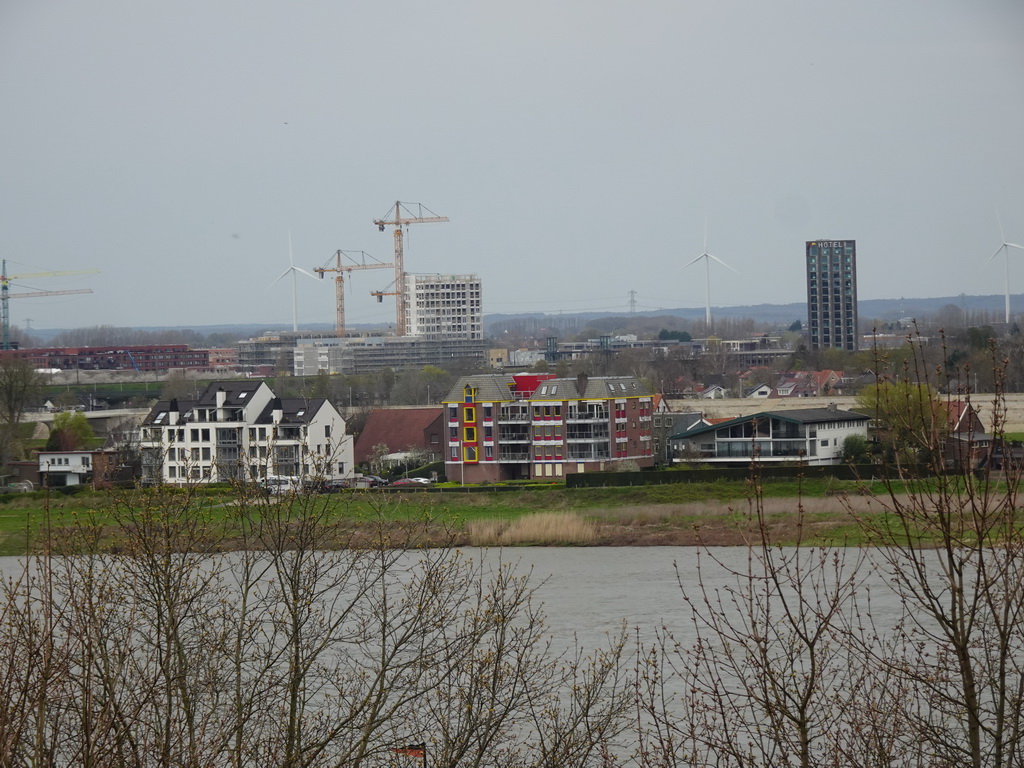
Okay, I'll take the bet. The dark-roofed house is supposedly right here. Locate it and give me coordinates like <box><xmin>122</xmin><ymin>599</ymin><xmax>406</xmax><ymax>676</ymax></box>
<box><xmin>139</xmin><ymin>380</ymin><xmax>352</xmax><ymax>485</ymax></box>
<box><xmin>354</xmin><ymin>407</ymin><xmax>444</xmax><ymax>467</ymax></box>
<box><xmin>669</xmin><ymin>405</ymin><xmax>869</xmax><ymax>466</ymax></box>
<box><xmin>442</xmin><ymin>372</ymin><xmax>655</xmax><ymax>483</ymax></box>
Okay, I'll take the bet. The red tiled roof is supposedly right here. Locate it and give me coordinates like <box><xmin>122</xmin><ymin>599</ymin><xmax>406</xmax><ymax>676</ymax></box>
<box><xmin>354</xmin><ymin>407</ymin><xmax>444</xmax><ymax>465</ymax></box>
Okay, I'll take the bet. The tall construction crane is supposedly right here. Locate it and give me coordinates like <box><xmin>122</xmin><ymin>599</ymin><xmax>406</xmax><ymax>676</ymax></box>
<box><xmin>314</xmin><ymin>250</ymin><xmax>393</xmax><ymax>337</ymax></box>
<box><xmin>372</xmin><ymin>201</ymin><xmax>448</xmax><ymax>336</ymax></box>
<box><xmin>1</xmin><ymin>260</ymin><xmax>98</xmax><ymax>350</ymax></box>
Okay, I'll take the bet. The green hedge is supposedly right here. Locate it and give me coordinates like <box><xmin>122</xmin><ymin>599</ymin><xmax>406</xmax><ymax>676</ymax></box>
<box><xmin>565</xmin><ymin>464</ymin><xmax>927</xmax><ymax>488</ymax></box>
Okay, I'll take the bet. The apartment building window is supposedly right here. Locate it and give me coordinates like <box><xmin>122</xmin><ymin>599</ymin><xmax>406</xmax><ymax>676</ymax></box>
<box><xmin>464</xmin><ymin>406</ymin><xmax>476</xmax><ymax>422</ymax></box>
<box><xmin>464</xmin><ymin>427</ymin><xmax>477</xmax><ymax>442</ymax></box>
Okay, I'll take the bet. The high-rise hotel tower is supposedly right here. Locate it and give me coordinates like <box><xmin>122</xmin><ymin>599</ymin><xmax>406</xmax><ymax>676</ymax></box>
<box><xmin>806</xmin><ymin>240</ymin><xmax>858</xmax><ymax>351</ymax></box>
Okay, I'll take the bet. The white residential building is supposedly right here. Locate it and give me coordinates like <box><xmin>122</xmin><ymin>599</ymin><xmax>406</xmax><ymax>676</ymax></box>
<box><xmin>38</xmin><ymin>450</ymin><xmax>118</xmax><ymax>487</ymax></box>
<box><xmin>139</xmin><ymin>380</ymin><xmax>353</xmax><ymax>485</ymax></box>
<box><xmin>670</xmin><ymin>406</ymin><xmax>869</xmax><ymax>466</ymax></box>
<box><xmin>405</xmin><ymin>273</ymin><xmax>483</xmax><ymax>341</ymax></box>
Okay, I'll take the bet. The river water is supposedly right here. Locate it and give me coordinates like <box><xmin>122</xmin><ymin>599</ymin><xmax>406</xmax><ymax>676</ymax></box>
<box><xmin>0</xmin><ymin>546</ymin><xmax>889</xmax><ymax>650</ymax></box>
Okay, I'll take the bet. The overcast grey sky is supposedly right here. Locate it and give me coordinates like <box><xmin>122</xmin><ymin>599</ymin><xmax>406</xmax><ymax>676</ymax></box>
<box><xmin>1</xmin><ymin>1</ymin><xmax>1022</xmax><ymax>332</ymax></box>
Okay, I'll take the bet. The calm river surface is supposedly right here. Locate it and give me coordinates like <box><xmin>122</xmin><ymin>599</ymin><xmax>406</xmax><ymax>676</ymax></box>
<box><xmin>0</xmin><ymin>546</ymin><xmax>900</xmax><ymax>652</ymax></box>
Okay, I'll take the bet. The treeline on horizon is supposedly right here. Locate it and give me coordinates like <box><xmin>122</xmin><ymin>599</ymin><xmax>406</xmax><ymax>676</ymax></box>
<box><xmin>10</xmin><ymin>299</ymin><xmax>1014</xmax><ymax>350</ymax></box>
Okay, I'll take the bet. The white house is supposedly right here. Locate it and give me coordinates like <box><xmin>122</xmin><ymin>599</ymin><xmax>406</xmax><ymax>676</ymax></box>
<box><xmin>139</xmin><ymin>381</ymin><xmax>353</xmax><ymax>486</ymax></box>
<box><xmin>39</xmin><ymin>451</ymin><xmax>103</xmax><ymax>487</ymax></box>
<box><xmin>700</xmin><ymin>385</ymin><xmax>729</xmax><ymax>399</ymax></box>
<box><xmin>669</xmin><ymin>405</ymin><xmax>869</xmax><ymax>466</ymax></box>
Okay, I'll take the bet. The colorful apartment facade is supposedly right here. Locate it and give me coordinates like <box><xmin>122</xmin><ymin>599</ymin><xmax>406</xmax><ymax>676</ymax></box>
<box><xmin>442</xmin><ymin>373</ymin><xmax>655</xmax><ymax>483</ymax></box>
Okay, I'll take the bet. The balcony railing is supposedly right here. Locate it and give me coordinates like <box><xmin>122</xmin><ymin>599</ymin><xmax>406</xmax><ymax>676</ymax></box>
<box><xmin>498</xmin><ymin>450</ymin><xmax>530</xmax><ymax>462</ymax></box>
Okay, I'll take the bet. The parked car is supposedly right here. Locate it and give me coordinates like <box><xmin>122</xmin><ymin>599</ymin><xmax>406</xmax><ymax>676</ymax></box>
<box><xmin>261</xmin><ymin>476</ymin><xmax>303</xmax><ymax>495</ymax></box>
<box><xmin>316</xmin><ymin>478</ymin><xmax>351</xmax><ymax>493</ymax></box>
<box><xmin>390</xmin><ymin>477</ymin><xmax>432</xmax><ymax>487</ymax></box>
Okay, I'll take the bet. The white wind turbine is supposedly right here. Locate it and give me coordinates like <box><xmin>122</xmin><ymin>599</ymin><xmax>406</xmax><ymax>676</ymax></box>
<box><xmin>683</xmin><ymin>217</ymin><xmax>738</xmax><ymax>330</ymax></box>
<box><xmin>987</xmin><ymin>208</ymin><xmax>1024</xmax><ymax>324</ymax></box>
<box><xmin>273</xmin><ymin>232</ymin><xmax>318</xmax><ymax>332</ymax></box>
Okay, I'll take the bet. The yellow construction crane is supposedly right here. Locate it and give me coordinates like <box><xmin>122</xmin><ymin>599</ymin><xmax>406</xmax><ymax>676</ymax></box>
<box><xmin>314</xmin><ymin>250</ymin><xmax>393</xmax><ymax>337</ymax></box>
<box><xmin>1</xmin><ymin>260</ymin><xmax>98</xmax><ymax>349</ymax></box>
<box><xmin>372</xmin><ymin>201</ymin><xmax>448</xmax><ymax>336</ymax></box>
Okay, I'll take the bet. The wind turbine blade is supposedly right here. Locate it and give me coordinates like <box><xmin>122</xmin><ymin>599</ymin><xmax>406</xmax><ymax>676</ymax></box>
<box><xmin>682</xmin><ymin>254</ymin><xmax>706</xmax><ymax>270</ymax></box>
<box><xmin>294</xmin><ymin>266</ymin><xmax>318</xmax><ymax>280</ymax></box>
<box><xmin>996</xmin><ymin>206</ymin><xmax>1007</xmax><ymax>244</ymax></box>
<box><xmin>1006</xmin><ymin>242</ymin><xmax>1024</xmax><ymax>251</ymax></box>
<box><xmin>707</xmin><ymin>253</ymin><xmax>739</xmax><ymax>273</ymax></box>
<box><xmin>988</xmin><ymin>245</ymin><xmax>1005</xmax><ymax>263</ymax></box>
<box><xmin>288</xmin><ymin>230</ymin><xmax>295</xmax><ymax>267</ymax></box>
<box><xmin>703</xmin><ymin>215</ymin><xmax>708</xmax><ymax>254</ymax></box>
<box><xmin>273</xmin><ymin>266</ymin><xmax>294</xmax><ymax>284</ymax></box>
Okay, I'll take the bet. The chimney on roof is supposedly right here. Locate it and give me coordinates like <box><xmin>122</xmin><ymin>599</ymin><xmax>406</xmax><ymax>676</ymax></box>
<box><xmin>271</xmin><ymin>397</ymin><xmax>283</xmax><ymax>425</ymax></box>
<box><xmin>828</xmin><ymin>401</ymin><xmax>837</xmax><ymax>412</ymax></box>
<box><xmin>216</xmin><ymin>386</ymin><xmax>227</xmax><ymax>422</ymax></box>
<box><xmin>168</xmin><ymin>398</ymin><xmax>179</xmax><ymax>425</ymax></box>
<box><xmin>576</xmin><ymin>373</ymin><xmax>588</xmax><ymax>397</ymax></box>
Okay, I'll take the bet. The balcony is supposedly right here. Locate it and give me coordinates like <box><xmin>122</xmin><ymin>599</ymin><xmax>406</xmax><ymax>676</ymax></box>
<box><xmin>567</xmin><ymin>445</ymin><xmax>611</xmax><ymax>461</ymax></box>
<box><xmin>566</xmin><ymin>425</ymin><xmax>610</xmax><ymax>442</ymax></box>
<box><xmin>567</xmin><ymin>408</ymin><xmax>610</xmax><ymax>422</ymax></box>
<box><xmin>216</xmin><ymin>428</ymin><xmax>241</xmax><ymax>446</ymax></box>
<box><xmin>498</xmin><ymin>449</ymin><xmax>530</xmax><ymax>462</ymax></box>
<box><xmin>499</xmin><ymin>406</ymin><xmax>531</xmax><ymax>423</ymax></box>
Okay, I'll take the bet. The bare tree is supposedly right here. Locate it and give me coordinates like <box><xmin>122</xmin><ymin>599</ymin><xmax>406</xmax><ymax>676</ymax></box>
<box><xmin>0</xmin><ymin>357</ymin><xmax>45</xmax><ymax>462</ymax></box>
<box><xmin>0</xmin><ymin>482</ymin><xmax>633</xmax><ymax>768</ymax></box>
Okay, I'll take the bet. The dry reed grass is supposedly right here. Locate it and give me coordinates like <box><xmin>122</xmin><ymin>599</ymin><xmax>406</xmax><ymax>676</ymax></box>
<box><xmin>467</xmin><ymin>511</ymin><xmax>597</xmax><ymax>546</ymax></box>
<box><xmin>584</xmin><ymin>493</ymin><xmax>890</xmax><ymax>524</ymax></box>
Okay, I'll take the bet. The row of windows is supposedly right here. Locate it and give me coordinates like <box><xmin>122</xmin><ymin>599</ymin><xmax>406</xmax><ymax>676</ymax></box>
<box><xmin>44</xmin><ymin>456</ymin><xmax>89</xmax><ymax>467</ymax></box>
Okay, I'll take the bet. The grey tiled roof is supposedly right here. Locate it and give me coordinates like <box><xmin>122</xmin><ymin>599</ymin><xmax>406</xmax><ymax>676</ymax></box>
<box><xmin>141</xmin><ymin>398</ymin><xmax>198</xmax><ymax>425</ymax></box>
<box><xmin>533</xmin><ymin>376</ymin><xmax>651</xmax><ymax>400</ymax></box>
<box><xmin>671</xmin><ymin>407</ymin><xmax>868</xmax><ymax>440</ymax></box>
<box><xmin>442</xmin><ymin>375</ymin><xmax>518</xmax><ymax>404</ymax></box>
<box><xmin>252</xmin><ymin>398</ymin><xmax>329</xmax><ymax>425</ymax></box>
<box><xmin>196</xmin><ymin>380</ymin><xmax>265</xmax><ymax>407</ymax></box>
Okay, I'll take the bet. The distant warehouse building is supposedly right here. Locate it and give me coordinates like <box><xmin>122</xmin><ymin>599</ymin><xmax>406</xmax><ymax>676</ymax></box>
<box><xmin>0</xmin><ymin>344</ymin><xmax>210</xmax><ymax>371</ymax></box>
